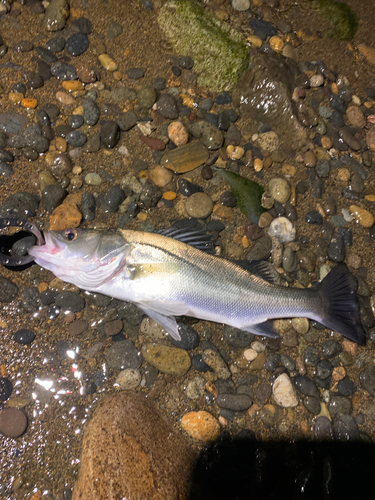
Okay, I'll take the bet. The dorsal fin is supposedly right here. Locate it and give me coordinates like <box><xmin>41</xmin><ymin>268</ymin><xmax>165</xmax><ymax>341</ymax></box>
<box><xmin>157</xmin><ymin>226</ymin><xmax>215</xmax><ymax>254</ymax></box>
<box><xmin>233</xmin><ymin>260</ymin><xmax>281</xmax><ymax>285</ymax></box>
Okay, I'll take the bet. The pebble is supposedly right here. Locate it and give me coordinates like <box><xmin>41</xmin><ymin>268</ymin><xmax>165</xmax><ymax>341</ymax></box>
<box><xmin>249</xmin><ymin>18</ymin><xmax>277</xmax><ymax>40</ymax></box>
<box><xmin>350</xmin><ymin>205</ymin><xmax>374</xmax><ymax>228</ymax></box>
<box><xmin>322</xmin><ymin>339</ymin><xmax>341</xmax><ymax>358</ymax></box>
<box><xmin>185</xmin><ymin>192</ymin><xmax>213</xmax><ymax>218</ymax></box>
<box><xmin>14</xmin><ymin>329</ymin><xmax>35</xmax><ymax>345</ymax></box>
<box><xmin>202</xmin><ymin>349</ymin><xmax>231</xmax><ymax>380</ymax></box>
<box><xmin>216</xmin><ymin>393</ymin><xmax>252</xmax><ymax>411</ymax></box>
<box><xmin>328</xmin><ymin>232</ymin><xmax>345</xmax><ymax>262</ymax></box>
<box><xmin>294</xmin><ymin>376</ymin><xmax>319</xmax><ymax>398</ymax></box>
<box><xmin>161</xmin><ymin>141</ymin><xmax>209</xmax><ymax>173</ymax></box>
<box><xmin>101</xmin><ymin>121</ymin><xmax>120</xmax><ymax>148</ymax></box>
<box><xmin>51</xmin><ymin>61</ymin><xmax>77</xmax><ymax>80</ymax></box>
<box><xmin>305</xmin><ymin>210</ymin><xmax>323</xmax><ymax>225</ymax></box>
<box><xmin>359</xmin><ymin>364</ymin><xmax>375</xmax><ymax>396</ymax></box>
<box><xmin>98</xmin><ymin>54</ymin><xmax>118</xmax><ymax>72</ymax></box>
<box><xmin>0</xmin><ymin>377</ymin><xmax>13</xmax><ymax>401</ymax></box>
<box><xmin>168</xmin><ymin>323</ymin><xmax>200</xmax><ymax>351</ymax></box>
<box><xmin>42</xmin><ymin>184</ymin><xmax>67</xmax><ymax>212</ymax></box>
<box><xmin>55</xmin><ymin>291</ymin><xmax>84</xmax><ymax>312</ymax></box>
<box><xmin>181</xmin><ymin>411</ymin><xmax>220</xmax><ymax>442</ymax></box>
<box><xmin>309</xmin><ymin>74</ymin><xmax>324</xmax><ymax>87</ymax></box>
<box><xmin>66</xmin><ymin>130</ymin><xmax>87</xmax><ymax>147</ymax></box>
<box><xmin>106</xmin><ymin>340</ymin><xmax>142</xmax><ymax>370</ymax></box>
<box><xmin>117</xmin><ymin>111</ymin><xmax>138</xmax><ymax>131</ymax></box>
<box><xmin>168</xmin><ymin>121</ymin><xmax>189</xmax><ymax>146</ymax></box>
<box><xmin>137</xmin><ymin>86</ymin><xmax>157</xmax><ymax>109</ymax></box>
<box><xmin>268</xmin><ymin>177</ymin><xmax>291</xmax><ymax>203</ymax></box>
<box><xmin>224</xmin><ymin>325</ymin><xmax>254</xmax><ymax>347</ymax></box>
<box><xmin>268</xmin><ymin>217</ymin><xmax>296</xmax><ymax>243</ymax></box>
<box><xmin>85</xmin><ymin>172</ymin><xmax>102</xmax><ymax>185</ymax></box>
<box><xmin>333</xmin><ymin>414</ymin><xmax>360</xmax><ymax>441</ymax></box>
<box><xmin>337</xmin><ymin>377</ymin><xmax>357</xmax><ymax>396</ymax></box>
<box><xmin>66</xmin><ymin>33</ymin><xmax>89</xmax><ymax>56</ymax></box>
<box><xmin>328</xmin><ymin>396</ymin><xmax>352</xmax><ymax>418</ymax></box>
<box><xmin>114</xmin><ymin>368</ymin><xmax>141</xmax><ymax>390</ymax></box>
<box><xmin>68</xmin><ymin>320</ymin><xmax>88</xmax><ymax>336</ymax></box>
<box><xmin>101</xmin><ymin>186</ymin><xmax>125</xmax><ymax>213</ymax></box>
<box><xmin>232</xmin><ymin>0</ymin><xmax>250</xmax><ymax>11</ymax></box>
<box><xmin>43</xmin><ymin>0</ymin><xmax>69</xmax><ymax>31</ymax></box>
<box><xmin>0</xmin><ymin>408</ymin><xmax>27</xmax><ymax>438</ymax></box>
<box><xmin>46</xmin><ymin>36</ymin><xmax>65</xmax><ymax>53</ymax></box>
<box><xmin>314</xmin><ymin>416</ymin><xmax>333</xmax><ymax>440</ymax></box>
<box><xmin>141</xmin><ymin>344</ymin><xmax>191</xmax><ymax>375</ymax></box>
<box><xmin>0</xmin><ymin>277</ymin><xmax>18</xmax><ymax>302</ymax></box>
<box><xmin>156</xmin><ymin>93</ymin><xmax>179</xmax><ymax>119</ymax></box>
<box><xmin>272</xmin><ymin>373</ymin><xmax>298</xmax><ymax>407</ymax></box>
<box><xmin>292</xmin><ymin>317</ymin><xmax>309</xmax><ymax>335</ymax></box>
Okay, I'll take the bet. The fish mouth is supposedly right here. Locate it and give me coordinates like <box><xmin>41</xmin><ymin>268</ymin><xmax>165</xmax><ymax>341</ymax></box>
<box><xmin>28</xmin><ymin>232</ymin><xmax>68</xmax><ymax>271</ymax></box>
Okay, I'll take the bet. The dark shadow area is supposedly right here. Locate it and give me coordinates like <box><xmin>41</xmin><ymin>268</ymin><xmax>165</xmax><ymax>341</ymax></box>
<box><xmin>0</xmin><ymin>231</ymin><xmax>36</xmax><ymax>270</ymax></box>
<box><xmin>189</xmin><ymin>432</ymin><xmax>374</xmax><ymax>500</ymax></box>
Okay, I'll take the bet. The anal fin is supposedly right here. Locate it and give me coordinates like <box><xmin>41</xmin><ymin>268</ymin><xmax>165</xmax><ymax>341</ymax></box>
<box><xmin>139</xmin><ymin>307</ymin><xmax>181</xmax><ymax>341</ymax></box>
<box><xmin>241</xmin><ymin>320</ymin><xmax>280</xmax><ymax>338</ymax></box>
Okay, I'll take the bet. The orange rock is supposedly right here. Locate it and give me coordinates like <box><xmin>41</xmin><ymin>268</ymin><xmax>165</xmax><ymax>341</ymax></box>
<box><xmin>343</xmin><ymin>339</ymin><xmax>357</xmax><ymax>357</ymax></box>
<box><xmin>64</xmin><ymin>192</ymin><xmax>82</xmax><ymax>206</ymax></box>
<box><xmin>49</xmin><ymin>202</ymin><xmax>82</xmax><ymax>230</ymax></box>
<box><xmin>38</xmin><ymin>282</ymin><xmax>49</xmax><ymax>293</ymax></box>
<box><xmin>332</xmin><ymin>366</ymin><xmax>346</xmax><ymax>382</ymax></box>
<box><xmin>21</xmin><ymin>98</ymin><xmax>37</xmax><ymax>109</ymax></box>
<box><xmin>162</xmin><ymin>191</ymin><xmax>177</xmax><ymax>201</ymax></box>
<box><xmin>358</xmin><ymin>44</ymin><xmax>375</xmax><ymax>65</ymax></box>
<box><xmin>62</xmin><ymin>80</ymin><xmax>84</xmax><ymax>92</ymax></box>
<box><xmin>168</xmin><ymin>121</ymin><xmax>189</xmax><ymax>146</ymax></box>
<box><xmin>29</xmin><ymin>491</ymin><xmax>42</xmax><ymax>500</ymax></box>
<box><xmin>181</xmin><ymin>411</ymin><xmax>220</xmax><ymax>442</ymax></box>
<box><xmin>1</xmin><ymin>364</ymin><xmax>7</xmax><ymax>377</ymax></box>
<box><xmin>205</xmin><ymin>381</ymin><xmax>218</xmax><ymax>397</ymax></box>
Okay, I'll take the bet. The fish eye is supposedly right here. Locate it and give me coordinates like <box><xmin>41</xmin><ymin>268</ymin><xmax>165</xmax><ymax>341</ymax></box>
<box><xmin>64</xmin><ymin>229</ymin><xmax>80</xmax><ymax>241</ymax></box>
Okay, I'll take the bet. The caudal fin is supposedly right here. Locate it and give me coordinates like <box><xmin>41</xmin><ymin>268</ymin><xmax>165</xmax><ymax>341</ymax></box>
<box><xmin>318</xmin><ymin>264</ymin><xmax>366</xmax><ymax>345</ymax></box>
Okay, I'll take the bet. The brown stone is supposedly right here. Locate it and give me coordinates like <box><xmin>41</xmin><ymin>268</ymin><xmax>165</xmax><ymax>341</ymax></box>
<box><xmin>161</xmin><ymin>141</ymin><xmax>209</xmax><ymax>173</ymax></box>
<box><xmin>346</xmin><ymin>106</ymin><xmax>365</xmax><ymax>128</ymax></box>
<box><xmin>72</xmin><ymin>392</ymin><xmax>195</xmax><ymax>500</ymax></box>
<box><xmin>140</xmin><ymin>135</ymin><xmax>166</xmax><ymax>151</ymax></box>
<box><xmin>181</xmin><ymin>411</ymin><xmax>221</xmax><ymax>442</ymax></box>
<box><xmin>366</xmin><ymin>125</ymin><xmax>375</xmax><ymax>152</ymax></box>
<box><xmin>76</xmin><ymin>63</ymin><xmax>97</xmax><ymax>84</ymax></box>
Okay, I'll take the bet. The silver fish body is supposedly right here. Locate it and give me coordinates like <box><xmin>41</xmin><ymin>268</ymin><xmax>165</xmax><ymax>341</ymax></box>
<box><xmin>28</xmin><ymin>228</ymin><xmax>366</xmax><ymax>344</ymax></box>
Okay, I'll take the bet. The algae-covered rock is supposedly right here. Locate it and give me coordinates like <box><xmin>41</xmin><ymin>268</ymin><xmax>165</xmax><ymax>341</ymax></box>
<box><xmin>232</xmin><ymin>53</ymin><xmax>309</xmax><ymax>151</ymax></box>
<box><xmin>42</xmin><ymin>0</ymin><xmax>70</xmax><ymax>32</ymax></box>
<box><xmin>157</xmin><ymin>1</ymin><xmax>249</xmax><ymax>91</ymax></box>
<box><xmin>313</xmin><ymin>0</ymin><xmax>358</xmax><ymax>41</ymax></box>
<box><xmin>213</xmin><ymin>168</ymin><xmax>264</xmax><ymax>224</ymax></box>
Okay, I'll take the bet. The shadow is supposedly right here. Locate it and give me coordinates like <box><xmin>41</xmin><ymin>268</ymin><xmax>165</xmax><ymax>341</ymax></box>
<box><xmin>189</xmin><ymin>432</ymin><xmax>374</xmax><ymax>500</ymax></box>
<box><xmin>0</xmin><ymin>231</ymin><xmax>36</xmax><ymax>271</ymax></box>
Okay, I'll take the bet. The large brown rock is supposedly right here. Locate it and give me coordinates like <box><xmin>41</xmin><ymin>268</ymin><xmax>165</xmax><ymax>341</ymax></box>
<box><xmin>72</xmin><ymin>392</ymin><xmax>195</xmax><ymax>500</ymax></box>
<box><xmin>232</xmin><ymin>53</ymin><xmax>309</xmax><ymax>150</ymax></box>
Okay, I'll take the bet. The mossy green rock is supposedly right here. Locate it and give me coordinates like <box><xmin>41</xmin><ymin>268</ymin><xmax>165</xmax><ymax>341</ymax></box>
<box><xmin>213</xmin><ymin>168</ymin><xmax>265</xmax><ymax>224</ymax></box>
<box><xmin>157</xmin><ymin>1</ymin><xmax>249</xmax><ymax>91</ymax></box>
<box><xmin>313</xmin><ymin>0</ymin><xmax>358</xmax><ymax>41</ymax></box>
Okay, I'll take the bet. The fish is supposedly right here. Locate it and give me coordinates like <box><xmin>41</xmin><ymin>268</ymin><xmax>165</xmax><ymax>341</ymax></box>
<box><xmin>28</xmin><ymin>226</ymin><xmax>366</xmax><ymax>345</ymax></box>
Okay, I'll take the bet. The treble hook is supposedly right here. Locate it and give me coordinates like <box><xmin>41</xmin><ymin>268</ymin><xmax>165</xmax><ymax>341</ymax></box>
<box><xmin>0</xmin><ymin>217</ymin><xmax>45</xmax><ymax>266</ymax></box>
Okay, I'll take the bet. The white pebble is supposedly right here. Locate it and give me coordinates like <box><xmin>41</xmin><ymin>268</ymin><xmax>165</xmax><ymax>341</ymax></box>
<box><xmin>251</xmin><ymin>340</ymin><xmax>265</xmax><ymax>353</ymax></box>
<box><xmin>232</xmin><ymin>0</ymin><xmax>250</xmax><ymax>11</ymax></box>
<box><xmin>114</xmin><ymin>368</ymin><xmax>141</xmax><ymax>390</ymax></box>
<box><xmin>272</xmin><ymin>373</ymin><xmax>298</xmax><ymax>408</ymax></box>
<box><xmin>243</xmin><ymin>348</ymin><xmax>258</xmax><ymax>361</ymax></box>
<box><xmin>309</xmin><ymin>74</ymin><xmax>324</xmax><ymax>87</ymax></box>
<box><xmin>342</xmin><ymin>208</ymin><xmax>354</xmax><ymax>222</ymax></box>
<box><xmin>268</xmin><ymin>217</ymin><xmax>296</xmax><ymax>243</ymax></box>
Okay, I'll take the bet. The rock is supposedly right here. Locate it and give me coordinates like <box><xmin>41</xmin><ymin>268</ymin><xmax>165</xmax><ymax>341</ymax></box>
<box><xmin>181</xmin><ymin>411</ymin><xmax>220</xmax><ymax>442</ymax></box>
<box><xmin>268</xmin><ymin>217</ymin><xmax>296</xmax><ymax>243</ymax></box>
<box><xmin>184</xmin><ymin>192</ymin><xmax>213</xmax><ymax>218</ymax></box>
<box><xmin>43</xmin><ymin>0</ymin><xmax>69</xmax><ymax>31</ymax></box>
<box><xmin>0</xmin><ymin>277</ymin><xmax>18</xmax><ymax>303</ymax></box>
<box><xmin>114</xmin><ymin>369</ymin><xmax>141</xmax><ymax>390</ymax></box>
<box><xmin>156</xmin><ymin>93</ymin><xmax>178</xmax><ymax>119</ymax></box>
<box><xmin>233</xmin><ymin>53</ymin><xmax>308</xmax><ymax>150</ymax></box>
<box><xmin>202</xmin><ymin>349</ymin><xmax>231</xmax><ymax>380</ymax></box>
<box><xmin>216</xmin><ymin>393</ymin><xmax>252</xmax><ymax>411</ymax></box>
<box><xmin>358</xmin><ymin>44</ymin><xmax>375</xmax><ymax>65</ymax></box>
<box><xmin>350</xmin><ymin>205</ymin><xmax>374</xmax><ymax>228</ymax></box>
<box><xmin>161</xmin><ymin>141</ymin><xmax>209</xmax><ymax>174</ymax></box>
<box><xmin>359</xmin><ymin>364</ymin><xmax>375</xmax><ymax>396</ymax></box>
<box><xmin>149</xmin><ymin>165</ymin><xmax>173</xmax><ymax>188</ymax></box>
<box><xmin>0</xmin><ymin>408</ymin><xmax>27</xmax><ymax>438</ymax></box>
<box><xmin>49</xmin><ymin>202</ymin><xmax>82</xmax><ymax>230</ymax></box>
<box><xmin>157</xmin><ymin>2</ymin><xmax>248</xmax><ymax>91</ymax></box>
<box><xmin>268</xmin><ymin>177</ymin><xmax>291</xmax><ymax>203</ymax></box>
<box><xmin>168</xmin><ymin>121</ymin><xmax>189</xmax><ymax>146</ymax></box>
<box><xmin>141</xmin><ymin>344</ymin><xmax>191</xmax><ymax>375</ymax></box>
<box><xmin>246</xmin><ymin>235</ymin><xmax>272</xmax><ymax>260</ymax></box>
<box><xmin>137</xmin><ymin>86</ymin><xmax>157</xmax><ymax>109</ymax></box>
<box><xmin>106</xmin><ymin>340</ymin><xmax>142</xmax><ymax>370</ymax></box>
<box><xmin>72</xmin><ymin>393</ymin><xmax>194</xmax><ymax>500</ymax></box>
<box><xmin>346</xmin><ymin>106</ymin><xmax>365</xmax><ymax>128</ymax></box>
<box><xmin>188</xmin><ymin>121</ymin><xmax>223</xmax><ymax>150</ymax></box>
<box><xmin>254</xmin><ymin>131</ymin><xmax>279</xmax><ymax>153</ymax></box>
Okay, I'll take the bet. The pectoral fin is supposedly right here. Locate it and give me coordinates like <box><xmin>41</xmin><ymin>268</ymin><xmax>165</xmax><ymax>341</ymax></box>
<box><xmin>131</xmin><ymin>263</ymin><xmax>180</xmax><ymax>279</ymax></box>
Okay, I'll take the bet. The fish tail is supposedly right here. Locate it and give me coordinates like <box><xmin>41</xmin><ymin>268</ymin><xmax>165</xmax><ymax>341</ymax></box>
<box><xmin>317</xmin><ymin>264</ymin><xmax>366</xmax><ymax>345</ymax></box>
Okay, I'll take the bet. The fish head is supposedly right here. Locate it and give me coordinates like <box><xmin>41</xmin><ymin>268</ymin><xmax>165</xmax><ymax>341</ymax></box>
<box><xmin>29</xmin><ymin>228</ymin><xmax>130</xmax><ymax>289</ymax></box>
